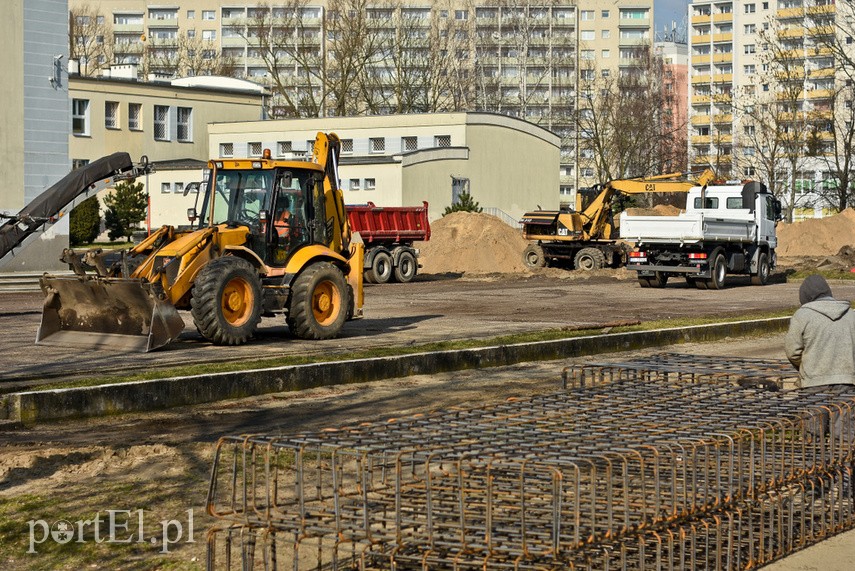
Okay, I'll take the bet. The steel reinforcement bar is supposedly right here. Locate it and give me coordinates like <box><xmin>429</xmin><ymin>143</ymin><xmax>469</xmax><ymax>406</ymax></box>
<box><xmin>205</xmin><ymin>377</ymin><xmax>855</xmax><ymax>569</ymax></box>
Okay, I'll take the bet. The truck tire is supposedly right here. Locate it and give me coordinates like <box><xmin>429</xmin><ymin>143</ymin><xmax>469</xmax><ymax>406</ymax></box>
<box><xmin>287</xmin><ymin>261</ymin><xmax>348</xmax><ymax>340</ymax></box>
<box><xmin>751</xmin><ymin>252</ymin><xmax>770</xmax><ymax>286</ymax></box>
<box><xmin>393</xmin><ymin>250</ymin><xmax>417</xmax><ymax>283</ymax></box>
<box><xmin>368</xmin><ymin>250</ymin><xmax>393</xmax><ymax>284</ymax></box>
<box><xmin>648</xmin><ymin>272</ymin><xmax>668</xmax><ymax>288</ymax></box>
<box><xmin>706</xmin><ymin>253</ymin><xmax>727</xmax><ymax>290</ymax></box>
<box><xmin>523</xmin><ymin>244</ymin><xmax>546</xmax><ymax>268</ymax></box>
<box><xmin>574</xmin><ymin>247</ymin><xmax>606</xmax><ymax>271</ymax></box>
<box><xmin>190</xmin><ymin>256</ymin><xmax>262</xmax><ymax>345</ymax></box>
<box><xmin>638</xmin><ymin>277</ymin><xmax>651</xmax><ymax>288</ymax></box>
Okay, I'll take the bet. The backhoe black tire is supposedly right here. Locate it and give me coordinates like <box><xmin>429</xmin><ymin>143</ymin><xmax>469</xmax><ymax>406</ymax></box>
<box><xmin>751</xmin><ymin>252</ymin><xmax>770</xmax><ymax>286</ymax></box>
<box><xmin>706</xmin><ymin>253</ymin><xmax>727</xmax><ymax>290</ymax></box>
<box><xmin>393</xmin><ymin>250</ymin><xmax>417</xmax><ymax>283</ymax></box>
<box><xmin>368</xmin><ymin>251</ymin><xmax>393</xmax><ymax>284</ymax></box>
<box><xmin>574</xmin><ymin>247</ymin><xmax>606</xmax><ymax>271</ymax></box>
<box><xmin>190</xmin><ymin>256</ymin><xmax>262</xmax><ymax>345</ymax></box>
<box><xmin>287</xmin><ymin>262</ymin><xmax>348</xmax><ymax>340</ymax></box>
<box><xmin>523</xmin><ymin>244</ymin><xmax>546</xmax><ymax>268</ymax></box>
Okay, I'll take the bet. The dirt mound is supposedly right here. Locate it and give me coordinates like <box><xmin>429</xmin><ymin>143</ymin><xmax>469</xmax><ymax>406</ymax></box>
<box><xmin>777</xmin><ymin>209</ymin><xmax>855</xmax><ymax>257</ymax></box>
<box><xmin>418</xmin><ymin>211</ymin><xmax>530</xmax><ymax>275</ymax></box>
<box><xmin>623</xmin><ymin>204</ymin><xmax>683</xmax><ymax>217</ymax></box>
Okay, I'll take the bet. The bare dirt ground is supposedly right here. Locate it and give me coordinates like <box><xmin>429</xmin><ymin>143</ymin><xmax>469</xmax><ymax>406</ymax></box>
<box><xmin>3</xmin><ymin>264</ymin><xmax>854</xmax><ymax>390</ymax></box>
<box><xmin>2</xmin><ymin>267</ymin><xmax>855</xmax><ymax>569</ymax></box>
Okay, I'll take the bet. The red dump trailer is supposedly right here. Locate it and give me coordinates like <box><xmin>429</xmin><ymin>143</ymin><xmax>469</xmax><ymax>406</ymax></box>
<box><xmin>347</xmin><ymin>201</ymin><xmax>430</xmax><ymax>283</ymax></box>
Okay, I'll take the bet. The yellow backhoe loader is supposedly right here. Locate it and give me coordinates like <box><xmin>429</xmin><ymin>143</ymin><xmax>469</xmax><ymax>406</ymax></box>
<box><xmin>520</xmin><ymin>169</ymin><xmax>716</xmax><ymax>271</ymax></box>
<box><xmin>37</xmin><ymin>132</ymin><xmax>363</xmax><ymax>352</ymax></box>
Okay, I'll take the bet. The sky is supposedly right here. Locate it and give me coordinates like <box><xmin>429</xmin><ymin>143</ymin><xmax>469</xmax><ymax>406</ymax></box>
<box><xmin>655</xmin><ymin>0</ymin><xmax>690</xmax><ymax>36</ymax></box>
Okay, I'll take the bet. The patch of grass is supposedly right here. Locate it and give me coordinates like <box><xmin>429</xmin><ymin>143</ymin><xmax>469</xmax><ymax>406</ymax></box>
<box><xmin>786</xmin><ymin>268</ymin><xmax>855</xmax><ymax>281</ymax></box>
<box><xmin>31</xmin><ymin>309</ymin><xmax>794</xmax><ymax>392</ymax></box>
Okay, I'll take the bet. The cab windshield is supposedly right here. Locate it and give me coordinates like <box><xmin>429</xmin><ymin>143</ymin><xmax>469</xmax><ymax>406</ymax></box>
<box><xmin>201</xmin><ymin>170</ymin><xmax>274</xmax><ymax>227</ymax></box>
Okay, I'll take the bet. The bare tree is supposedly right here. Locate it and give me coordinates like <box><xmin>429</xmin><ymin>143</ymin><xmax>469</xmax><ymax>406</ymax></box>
<box><xmin>69</xmin><ymin>4</ymin><xmax>113</xmax><ymax>77</ymax></box>
<box><xmin>577</xmin><ymin>45</ymin><xmax>673</xmax><ymax>182</ymax></box>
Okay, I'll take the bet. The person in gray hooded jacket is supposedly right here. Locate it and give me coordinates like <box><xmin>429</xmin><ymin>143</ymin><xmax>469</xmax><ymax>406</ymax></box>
<box><xmin>785</xmin><ymin>274</ymin><xmax>855</xmax><ymax>388</ymax></box>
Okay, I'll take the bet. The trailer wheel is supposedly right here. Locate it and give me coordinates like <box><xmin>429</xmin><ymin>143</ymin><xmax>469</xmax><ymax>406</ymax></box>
<box><xmin>393</xmin><ymin>250</ymin><xmax>417</xmax><ymax>283</ymax></box>
<box><xmin>574</xmin><ymin>248</ymin><xmax>606</xmax><ymax>271</ymax></box>
<box><xmin>523</xmin><ymin>244</ymin><xmax>546</xmax><ymax>268</ymax></box>
<box><xmin>706</xmin><ymin>253</ymin><xmax>727</xmax><ymax>290</ymax></box>
<box><xmin>750</xmin><ymin>252</ymin><xmax>770</xmax><ymax>286</ymax></box>
<box><xmin>287</xmin><ymin>262</ymin><xmax>348</xmax><ymax>340</ymax></box>
<box><xmin>190</xmin><ymin>256</ymin><xmax>262</xmax><ymax>345</ymax></box>
<box><xmin>368</xmin><ymin>251</ymin><xmax>393</xmax><ymax>284</ymax></box>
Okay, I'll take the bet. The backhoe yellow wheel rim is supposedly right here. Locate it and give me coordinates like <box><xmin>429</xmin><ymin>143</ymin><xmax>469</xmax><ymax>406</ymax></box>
<box><xmin>312</xmin><ymin>279</ymin><xmax>341</xmax><ymax>326</ymax></box>
<box><xmin>221</xmin><ymin>277</ymin><xmax>253</xmax><ymax>326</ymax></box>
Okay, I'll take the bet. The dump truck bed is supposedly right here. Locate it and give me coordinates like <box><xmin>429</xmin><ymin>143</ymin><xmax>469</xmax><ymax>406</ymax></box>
<box><xmin>347</xmin><ymin>201</ymin><xmax>430</xmax><ymax>244</ymax></box>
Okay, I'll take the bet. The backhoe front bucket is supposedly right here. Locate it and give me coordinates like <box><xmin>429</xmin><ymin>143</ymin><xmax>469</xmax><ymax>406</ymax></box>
<box><xmin>36</xmin><ymin>275</ymin><xmax>185</xmax><ymax>352</ymax></box>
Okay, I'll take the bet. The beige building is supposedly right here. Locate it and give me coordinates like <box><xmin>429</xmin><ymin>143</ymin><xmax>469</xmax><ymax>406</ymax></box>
<box><xmin>68</xmin><ymin>70</ymin><xmax>266</xmax><ymax>231</ymax></box>
<box><xmin>688</xmin><ymin>0</ymin><xmax>843</xmax><ymax>216</ymax></box>
<box><xmin>71</xmin><ymin>1</ymin><xmax>653</xmax><ymax>205</ymax></box>
<box><xmin>208</xmin><ymin>112</ymin><xmax>561</xmax><ymax>223</ymax></box>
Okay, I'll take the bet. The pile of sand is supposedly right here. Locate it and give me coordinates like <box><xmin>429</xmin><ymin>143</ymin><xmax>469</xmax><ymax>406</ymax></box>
<box><xmin>622</xmin><ymin>204</ymin><xmax>683</xmax><ymax>217</ymax></box>
<box><xmin>418</xmin><ymin>211</ymin><xmax>530</xmax><ymax>275</ymax></box>
<box><xmin>777</xmin><ymin>209</ymin><xmax>855</xmax><ymax>257</ymax></box>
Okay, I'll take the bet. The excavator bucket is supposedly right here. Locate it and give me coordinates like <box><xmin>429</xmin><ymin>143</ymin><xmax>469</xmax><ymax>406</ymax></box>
<box><xmin>36</xmin><ymin>275</ymin><xmax>185</xmax><ymax>352</ymax></box>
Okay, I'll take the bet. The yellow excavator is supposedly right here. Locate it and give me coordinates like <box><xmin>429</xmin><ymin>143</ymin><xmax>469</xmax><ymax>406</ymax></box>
<box><xmin>520</xmin><ymin>169</ymin><xmax>716</xmax><ymax>271</ymax></box>
<box><xmin>37</xmin><ymin>132</ymin><xmax>363</xmax><ymax>352</ymax></box>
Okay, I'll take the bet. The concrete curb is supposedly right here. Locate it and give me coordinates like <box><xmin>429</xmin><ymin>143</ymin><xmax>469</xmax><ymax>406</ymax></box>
<box><xmin>7</xmin><ymin>317</ymin><xmax>790</xmax><ymax>423</ymax></box>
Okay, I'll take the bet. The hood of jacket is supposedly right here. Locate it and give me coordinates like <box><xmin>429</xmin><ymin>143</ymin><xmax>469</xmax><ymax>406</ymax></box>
<box><xmin>802</xmin><ymin>297</ymin><xmax>851</xmax><ymax>321</ymax></box>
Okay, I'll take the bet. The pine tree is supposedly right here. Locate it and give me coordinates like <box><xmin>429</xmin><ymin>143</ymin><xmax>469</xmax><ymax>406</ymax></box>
<box><xmin>69</xmin><ymin>196</ymin><xmax>101</xmax><ymax>246</ymax></box>
<box><xmin>104</xmin><ymin>180</ymin><xmax>148</xmax><ymax>242</ymax></box>
<box><xmin>443</xmin><ymin>192</ymin><xmax>483</xmax><ymax>216</ymax></box>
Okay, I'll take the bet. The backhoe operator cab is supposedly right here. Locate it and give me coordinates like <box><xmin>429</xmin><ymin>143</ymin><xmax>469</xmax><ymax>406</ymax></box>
<box><xmin>192</xmin><ymin>163</ymin><xmax>316</xmax><ymax>265</ymax></box>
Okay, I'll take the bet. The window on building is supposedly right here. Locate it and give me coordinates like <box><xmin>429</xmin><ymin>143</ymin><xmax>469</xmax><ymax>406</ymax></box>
<box><xmin>601</xmin><ymin>30</ymin><xmax>611</xmax><ymax>39</ymax></box>
<box><xmin>581</xmin><ymin>49</ymin><xmax>595</xmax><ymax>60</ymax></box>
<box><xmin>581</xmin><ymin>167</ymin><xmax>594</xmax><ymax>177</ymax></box>
<box><xmin>248</xmin><ymin>142</ymin><xmax>262</xmax><ymax>157</ymax></box>
<box><xmin>744</xmin><ymin>64</ymin><xmax>756</xmax><ymax>74</ymax></box>
<box><xmin>744</xmin><ymin>24</ymin><xmax>756</xmax><ymax>34</ymax></box>
<box><xmin>104</xmin><ymin>101</ymin><xmax>119</xmax><ymax>129</ymax></box>
<box><xmin>202</xmin><ymin>30</ymin><xmax>216</xmax><ymax>41</ymax></box>
<box><xmin>161</xmin><ymin>182</ymin><xmax>172</xmax><ymax>193</ymax></box>
<box><xmin>601</xmin><ymin>10</ymin><xmax>610</xmax><ymax>18</ymax></box>
<box><xmin>402</xmin><ymin>136</ymin><xmax>418</xmax><ymax>152</ymax></box>
<box><xmin>202</xmin><ymin>10</ymin><xmax>215</xmax><ymax>20</ymax></box>
<box><xmin>177</xmin><ymin>107</ymin><xmax>192</xmax><ymax>142</ymax></box>
<box><xmin>745</xmin><ymin>3</ymin><xmax>755</xmax><ymax>13</ymax></box>
<box><xmin>744</xmin><ymin>125</ymin><xmax>756</xmax><ymax>135</ymax></box>
<box><xmin>187</xmin><ymin>10</ymin><xmax>195</xmax><ymax>19</ymax></box>
<box><xmin>602</xmin><ymin>69</ymin><xmax>610</xmax><ymax>77</ymax></box>
<box><xmin>620</xmin><ymin>8</ymin><xmax>649</xmax><ymax>19</ymax></box>
<box><xmin>174</xmin><ymin>182</ymin><xmax>184</xmax><ymax>195</ymax></box>
<box><xmin>72</xmin><ymin>99</ymin><xmax>89</xmax><ymax>135</ymax></box>
<box><xmin>187</xmin><ymin>29</ymin><xmax>196</xmax><ymax>38</ymax></box>
<box><xmin>277</xmin><ymin>141</ymin><xmax>292</xmax><ymax>156</ymax></box>
<box><xmin>581</xmin><ymin>30</ymin><xmax>595</xmax><ymax>41</ymax></box>
<box><xmin>581</xmin><ymin>10</ymin><xmax>594</xmax><ymax>21</ymax></box>
<box><xmin>744</xmin><ymin>44</ymin><xmax>755</xmax><ymax>54</ymax></box>
<box><xmin>364</xmin><ymin>178</ymin><xmax>376</xmax><ymax>190</ymax></box>
<box><xmin>434</xmin><ymin>135</ymin><xmax>451</xmax><ymax>147</ymax></box>
<box><xmin>340</xmin><ymin>139</ymin><xmax>354</xmax><ymax>153</ymax></box>
<box><xmin>601</xmin><ymin>49</ymin><xmax>610</xmax><ymax>58</ymax></box>
<box><xmin>745</xmin><ymin>167</ymin><xmax>756</xmax><ymax>177</ymax></box>
<box><xmin>349</xmin><ymin>178</ymin><xmax>360</xmax><ymax>190</ymax></box>
<box><xmin>220</xmin><ymin>142</ymin><xmax>234</xmax><ymax>157</ymax></box>
<box><xmin>114</xmin><ymin>13</ymin><xmax>143</xmax><ymax>25</ymax></box>
<box><xmin>127</xmin><ymin>103</ymin><xmax>142</xmax><ymax>131</ymax></box>
<box><xmin>762</xmin><ymin>2</ymin><xmax>768</xmax><ymax>9</ymax></box>
<box><xmin>154</xmin><ymin>105</ymin><xmax>170</xmax><ymax>141</ymax></box>
<box><xmin>454</xmin><ymin>10</ymin><xmax>468</xmax><ymax>20</ymax></box>
<box><xmin>370</xmin><ymin>137</ymin><xmax>386</xmax><ymax>153</ymax></box>
<box><xmin>306</xmin><ymin>140</ymin><xmax>315</xmax><ymax>153</ymax></box>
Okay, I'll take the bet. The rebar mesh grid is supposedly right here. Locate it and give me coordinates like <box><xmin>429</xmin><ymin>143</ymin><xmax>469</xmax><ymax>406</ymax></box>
<box><xmin>206</xmin><ymin>466</ymin><xmax>854</xmax><ymax>570</ymax></box>
<box><xmin>562</xmin><ymin>353</ymin><xmax>799</xmax><ymax>391</ymax></box>
<box><xmin>206</xmin><ymin>377</ymin><xmax>855</xmax><ymax>569</ymax></box>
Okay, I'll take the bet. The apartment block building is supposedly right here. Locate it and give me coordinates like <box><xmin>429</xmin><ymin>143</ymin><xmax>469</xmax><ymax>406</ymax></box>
<box><xmin>688</xmin><ymin>0</ymin><xmax>844</xmax><ymax>215</ymax></box>
<box><xmin>72</xmin><ymin>1</ymin><xmax>654</xmax><ymax>205</ymax></box>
